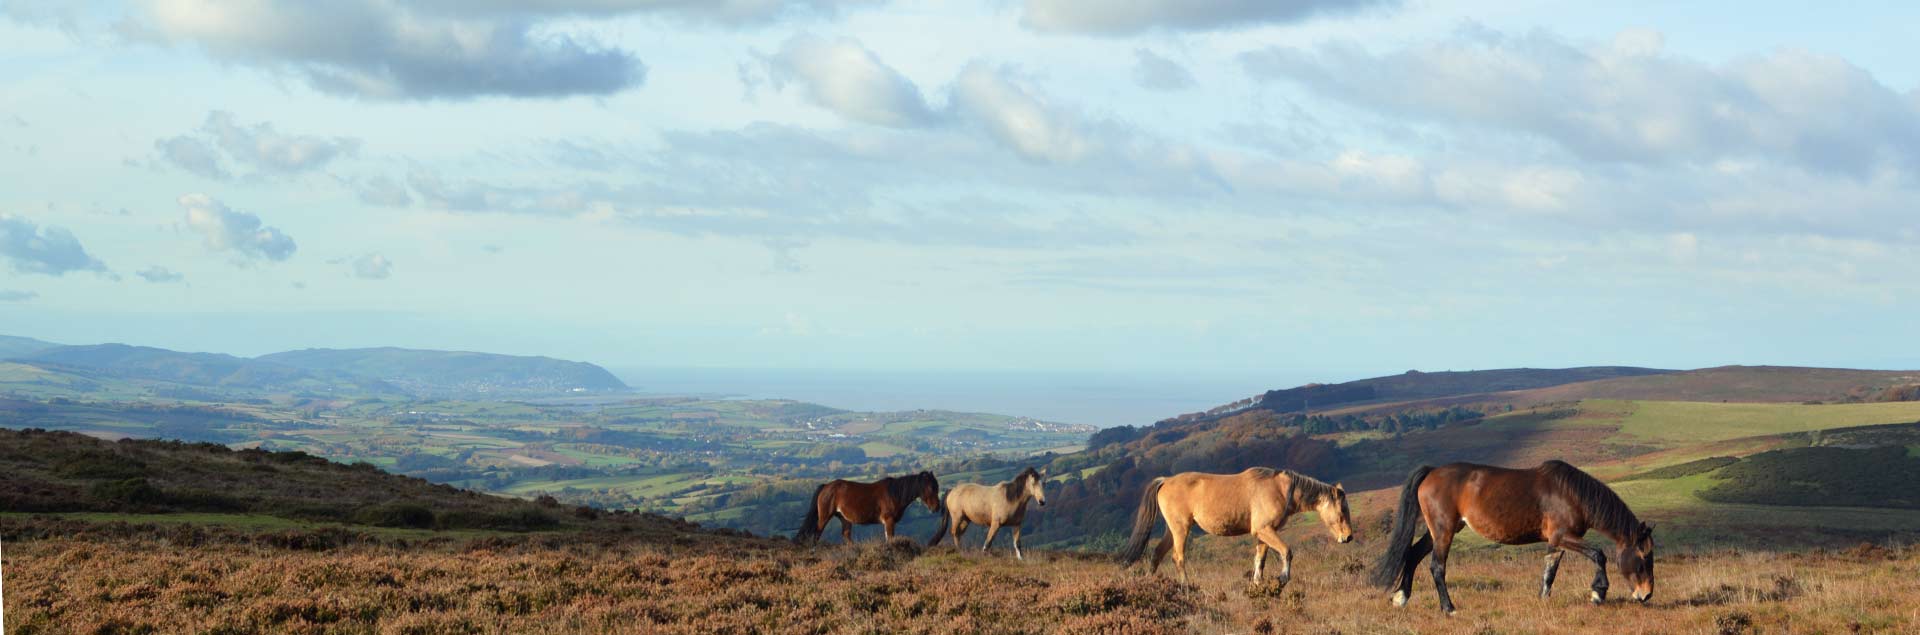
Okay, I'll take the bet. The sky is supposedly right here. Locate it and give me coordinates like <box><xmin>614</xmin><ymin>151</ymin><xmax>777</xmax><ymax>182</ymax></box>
<box><xmin>1</xmin><ymin>0</ymin><xmax>1917</xmax><ymax>381</ymax></box>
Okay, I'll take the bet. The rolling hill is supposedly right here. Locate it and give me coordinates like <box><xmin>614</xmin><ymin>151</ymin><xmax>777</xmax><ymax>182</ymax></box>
<box><xmin>0</xmin><ymin>336</ymin><xmax>629</xmax><ymax>399</ymax></box>
<box><xmin>259</xmin><ymin>347</ymin><xmax>627</xmax><ymax>396</ymax></box>
<box><xmin>1030</xmin><ymin>364</ymin><xmax>1920</xmax><ymax>551</ymax></box>
<box><xmin>0</xmin><ymin>334</ymin><xmax>60</xmax><ymax>358</ymax></box>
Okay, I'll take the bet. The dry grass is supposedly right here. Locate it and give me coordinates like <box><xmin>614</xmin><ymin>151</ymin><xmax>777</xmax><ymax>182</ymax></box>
<box><xmin>5</xmin><ymin>529</ymin><xmax>1919</xmax><ymax>634</ymax></box>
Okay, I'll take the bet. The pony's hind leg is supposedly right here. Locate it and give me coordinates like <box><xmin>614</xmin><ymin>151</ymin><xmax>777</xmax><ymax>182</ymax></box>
<box><xmin>1428</xmin><ymin>527</ymin><xmax>1458</xmax><ymax>615</ymax></box>
<box><xmin>839</xmin><ymin>516</ymin><xmax>854</xmax><ymax>544</ymax></box>
<box><xmin>1169</xmin><ymin>522</ymin><xmax>1193</xmax><ymax>584</ymax></box>
<box><xmin>1540</xmin><ymin>549</ymin><xmax>1565</xmax><ymax>599</ymax></box>
<box><xmin>950</xmin><ymin>518</ymin><xmax>969</xmax><ymax>549</ymax></box>
<box><xmin>1149</xmin><ymin>535</ymin><xmax>1173</xmax><ymax>574</ymax></box>
<box><xmin>1393</xmin><ymin>534</ymin><xmax>1433</xmax><ymax>607</ymax></box>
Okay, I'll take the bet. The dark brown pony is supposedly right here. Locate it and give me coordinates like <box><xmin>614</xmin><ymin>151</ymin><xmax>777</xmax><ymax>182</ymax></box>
<box><xmin>1371</xmin><ymin>461</ymin><xmax>1656</xmax><ymax>614</ymax></box>
<box><xmin>797</xmin><ymin>471</ymin><xmax>942</xmax><ymax>544</ymax></box>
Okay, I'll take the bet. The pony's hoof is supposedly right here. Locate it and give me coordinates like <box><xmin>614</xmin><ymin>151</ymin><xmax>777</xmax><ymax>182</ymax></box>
<box><xmin>1390</xmin><ymin>591</ymin><xmax>1407</xmax><ymax>607</ymax></box>
<box><xmin>1443</xmin><ymin>608</ymin><xmax>1457</xmax><ymax>617</ymax></box>
<box><xmin>1589</xmin><ymin>590</ymin><xmax>1604</xmax><ymax>605</ymax></box>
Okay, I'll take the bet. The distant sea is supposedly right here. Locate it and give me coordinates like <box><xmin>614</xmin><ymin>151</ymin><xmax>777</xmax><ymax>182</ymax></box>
<box><xmin>608</xmin><ymin>368</ymin><xmax>1307</xmax><ymax>428</ymax></box>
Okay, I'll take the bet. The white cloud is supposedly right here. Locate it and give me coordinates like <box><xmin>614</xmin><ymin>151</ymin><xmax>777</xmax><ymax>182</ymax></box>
<box><xmin>1131</xmin><ymin>49</ymin><xmax>1195</xmax><ymax>91</ymax></box>
<box><xmin>136</xmin><ymin>266</ymin><xmax>186</xmax><ymax>283</ymax></box>
<box><xmin>350</xmin><ymin>253</ymin><xmax>393</xmax><ymax>279</ymax></box>
<box><xmin>410</xmin><ymin>0</ymin><xmax>886</xmax><ymax>26</ymax></box>
<box><xmin>128</xmin><ymin>0</ymin><xmax>646</xmax><ymax>100</ymax></box>
<box><xmin>201</xmin><ymin>111</ymin><xmax>359</xmax><ymax>173</ymax></box>
<box><xmin>153</xmin><ymin>135</ymin><xmax>227</xmax><ymax>179</ymax></box>
<box><xmin>0</xmin><ymin>214</ymin><xmax>108</xmax><ymax>275</ymax></box>
<box><xmin>1240</xmin><ymin>26</ymin><xmax>1920</xmax><ymax>175</ymax></box>
<box><xmin>156</xmin><ymin>111</ymin><xmax>359</xmax><ymax>178</ymax></box>
<box><xmin>952</xmin><ymin>63</ymin><xmax>1093</xmax><ymax>163</ymax></box>
<box><xmin>178</xmin><ymin>194</ymin><xmax>298</xmax><ymax>262</ymax></box>
<box><xmin>356</xmin><ymin>175</ymin><xmax>413</xmax><ymax>207</ymax></box>
<box><xmin>762</xmin><ymin>34</ymin><xmax>934</xmax><ymax>128</ymax></box>
<box><xmin>1022</xmin><ymin>0</ymin><xmax>1394</xmax><ymax>35</ymax></box>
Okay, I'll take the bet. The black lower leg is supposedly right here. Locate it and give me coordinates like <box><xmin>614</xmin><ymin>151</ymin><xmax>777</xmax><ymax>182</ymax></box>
<box><xmin>1574</xmin><ymin>545</ymin><xmax>1608</xmax><ymax>603</ymax></box>
<box><xmin>1431</xmin><ymin>556</ymin><xmax>1455</xmax><ymax>614</ymax></box>
<box><xmin>1397</xmin><ymin>534</ymin><xmax>1433</xmax><ymax>599</ymax></box>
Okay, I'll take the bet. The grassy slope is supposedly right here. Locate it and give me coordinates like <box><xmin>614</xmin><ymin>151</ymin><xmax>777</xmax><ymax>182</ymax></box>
<box><xmin>1610</xmin><ymin>400</ymin><xmax>1920</xmax><ymax>444</ymax></box>
<box><xmin>1298</xmin><ymin>399</ymin><xmax>1920</xmax><ymax>549</ymax></box>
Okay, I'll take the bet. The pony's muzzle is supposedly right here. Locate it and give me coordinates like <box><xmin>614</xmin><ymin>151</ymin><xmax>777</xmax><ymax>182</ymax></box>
<box><xmin>1632</xmin><ymin>591</ymin><xmax>1652</xmax><ymax>603</ymax></box>
<box><xmin>1339</xmin><ymin>535</ymin><xmax>1353</xmax><ymax>544</ymax></box>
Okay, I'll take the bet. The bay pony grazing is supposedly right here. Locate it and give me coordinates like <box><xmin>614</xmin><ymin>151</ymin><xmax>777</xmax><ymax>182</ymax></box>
<box><xmin>1371</xmin><ymin>461</ymin><xmax>1656</xmax><ymax>615</ymax></box>
<box><xmin>932</xmin><ymin>467</ymin><xmax>1048</xmax><ymax>559</ymax></box>
<box><xmin>1117</xmin><ymin>468</ymin><xmax>1354</xmax><ymax>584</ymax></box>
<box><xmin>796</xmin><ymin>471</ymin><xmax>942</xmax><ymax>545</ymax></box>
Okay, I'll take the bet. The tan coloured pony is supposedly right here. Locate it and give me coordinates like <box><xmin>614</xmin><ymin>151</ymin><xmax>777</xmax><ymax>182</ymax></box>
<box><xmin>931</xmin><ymin>467</ymin><xmax>1048</xmax><ymax>559</ymax></box>
<box><xmin>1117</xmin><ymin>467</ymin><xmax>1354</xmax><ymax>584</ymax></box>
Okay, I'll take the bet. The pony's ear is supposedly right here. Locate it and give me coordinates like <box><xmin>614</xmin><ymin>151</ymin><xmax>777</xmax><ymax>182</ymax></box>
<box><xmin>1039</xmin><ymin>467</ymin><xmax>1049</xmax><ymax>476</ymax></box>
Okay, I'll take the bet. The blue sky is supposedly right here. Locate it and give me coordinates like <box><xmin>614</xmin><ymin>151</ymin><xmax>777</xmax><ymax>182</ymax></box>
<box><xmin>1</xmin><ymin>0</ymin><xmax>1916</xmax><ymax>379</ymax></box>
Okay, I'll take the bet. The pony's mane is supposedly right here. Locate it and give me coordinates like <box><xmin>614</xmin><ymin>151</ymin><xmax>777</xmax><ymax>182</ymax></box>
<box><xmin>885</xmin><ymin>471</ymin><xmax>933</xmax><ymax>503</ymax></box>
<box><xmin>1002</xmin><ymin>467</ymin><xmax>1040</xmax><ymax>502</ymax></box>
<box><xmin>1280</xmin><ymin>469</ymin><xmax>1340</xmax><ymax>506</ymax></box>
<box><xmin>1540</xmin><ymin>460</ymin><xmax>1639</xmax><ymax>538</ymax></box>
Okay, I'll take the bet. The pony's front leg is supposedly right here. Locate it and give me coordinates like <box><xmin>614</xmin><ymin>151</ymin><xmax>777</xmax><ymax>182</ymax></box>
<box><xmin>881</xmin><ymin>515</ymin><xmax>898</xmax><ymax>541</ymax></box>
<box><xmin>1540</xmin><ymin>549</ymin><xmax>1564</xmax><ymax>599</ymax></box>
<box><xmin>1253</xmin><ymin>527</ymin><xmax>1292</xmax><ymax>585</ymax></box>
<box><xmin>981</xmin><ymin>523</ymin><xmax>1001</xmax><ymax>554</ymax></box>
<box><xmin>1011</xmin><ymin>526</ymin><xmax>1024</xmax><ymax>560</ymax></box>
<box><xmin>1252</xmin><ymin>543</ymin><xmax>1267</xmax><ymax>580</ymax></box>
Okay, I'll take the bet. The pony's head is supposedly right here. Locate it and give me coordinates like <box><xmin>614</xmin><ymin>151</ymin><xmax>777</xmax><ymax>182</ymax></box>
<box><xmin>1316</xmin><ymin>483</ymin><xmax>1354</xmax><ymax>544</ymax></box>
<box><xmin>1620</xmin><ymin>521</ymin><xmax>1656</xmax><ymax>603</ymax></box>
<box><xmin>1020</xmin><ymin>467</ymin><xmax>1049</xmax><ymax>507</ymax></box>
<box><xmin>915</xmin><ymin>471</ymin><xmax>943</xmax><ymax>513</ymax></box>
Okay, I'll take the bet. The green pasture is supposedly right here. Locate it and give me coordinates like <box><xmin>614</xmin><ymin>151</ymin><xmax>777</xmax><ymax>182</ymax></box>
<box><xmin>1608</xmin><ymin>400</ymin><xmax>1920</xmax><ymax>444</ymax></box>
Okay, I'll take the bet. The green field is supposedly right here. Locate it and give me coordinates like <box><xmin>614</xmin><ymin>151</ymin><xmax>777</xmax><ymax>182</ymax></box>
<box><xmin>1608</xmin><ymin>399</ymin><xmax>1920</xmax><ymax>444</ymax></box>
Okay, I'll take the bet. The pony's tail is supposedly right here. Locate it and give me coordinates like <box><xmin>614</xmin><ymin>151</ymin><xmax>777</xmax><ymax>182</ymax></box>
<box><xmin>1369</xmin><ymin>465</ymin><xmax>1434</xmax><ymax>588</ymax></box>
<box><xmin>795</xmin><ymin>483</ymin><xmax>828</xmax><ymax>544</ymax></box>
<box><xmin>1115</xmin><ymin>477</ymin><xmax>1168</xmax><ymax>566</ymax></box>
<box><xmin>928</xmin><ymin>498</ymin><xmax>951</xmax><ymax>547</ymax></box>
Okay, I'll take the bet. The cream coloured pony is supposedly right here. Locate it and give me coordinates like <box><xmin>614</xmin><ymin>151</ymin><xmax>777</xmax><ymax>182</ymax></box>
<box><xmin>1116</xmin><ymin>467</ymin><xmax>1354</xmax><ymax>584</ymax></box>
<box><xmin>930</xmin><ymin>467</ymin><xmax>1048</xmax><ymax>559</ymax></box>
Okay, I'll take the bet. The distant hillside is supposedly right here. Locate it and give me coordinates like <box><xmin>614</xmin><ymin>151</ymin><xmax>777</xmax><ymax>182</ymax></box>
<box><xmin>0</xmin><ymin>428</ymin><xmax>683</xmax><ymax>535</ymax></box>
<box><xmin>1032</xmin><ymin>364</ymin><xmax>1920</xmax><ymax>550</ymax></box>
<box><xmin>1515</xmin><ymin>365</ymin><xmax>1920</xmax><ymax>404</ymax></box>
<box><xmin>0</xmin><ymin>337</ymin><xmax>628</xmax><ymax>399</ymax></box>
<box><xmin>0</xmin><ymin>335</ymin><xmax>60</xmax><ymax>358</ymax></box>
<box><xmin>1256</xmin><ymin>366</ymin><xmax>1672</xmax><ymax>413</ymax></box>
<box><xmin>259</xmin><ymin>347</ymin><xmax>627</xmax><ymax>396</ymax></box>
<box><xmin>1160</xmin><ymin>366</ymin><xmax>1672</xmax><ymax>426</ymax></box>
<box><xmin>18</xmin><ymin>344</ymin><xmax>319</xmax><ymax>389</ymax></box>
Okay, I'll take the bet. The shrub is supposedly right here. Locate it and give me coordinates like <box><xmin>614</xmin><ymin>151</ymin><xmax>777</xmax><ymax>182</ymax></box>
<box><xmin>90</xmin><ymin>478</ymin><xmax>164</xmax><ymax>506</ymax></box>
<box><xmin>1622</xmin><ymin>456</ymin><xmax>1740</xmax><ymax>481</ymax></box>
<box><xmin>53</xmin><ymin>455</ymin><xmax>147</xmax><ymax>480</ymax></box>
<box><xmin>353</xmin><ymin>503</ymin><xmax>437</xmax><ymax>529</ymax></box>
